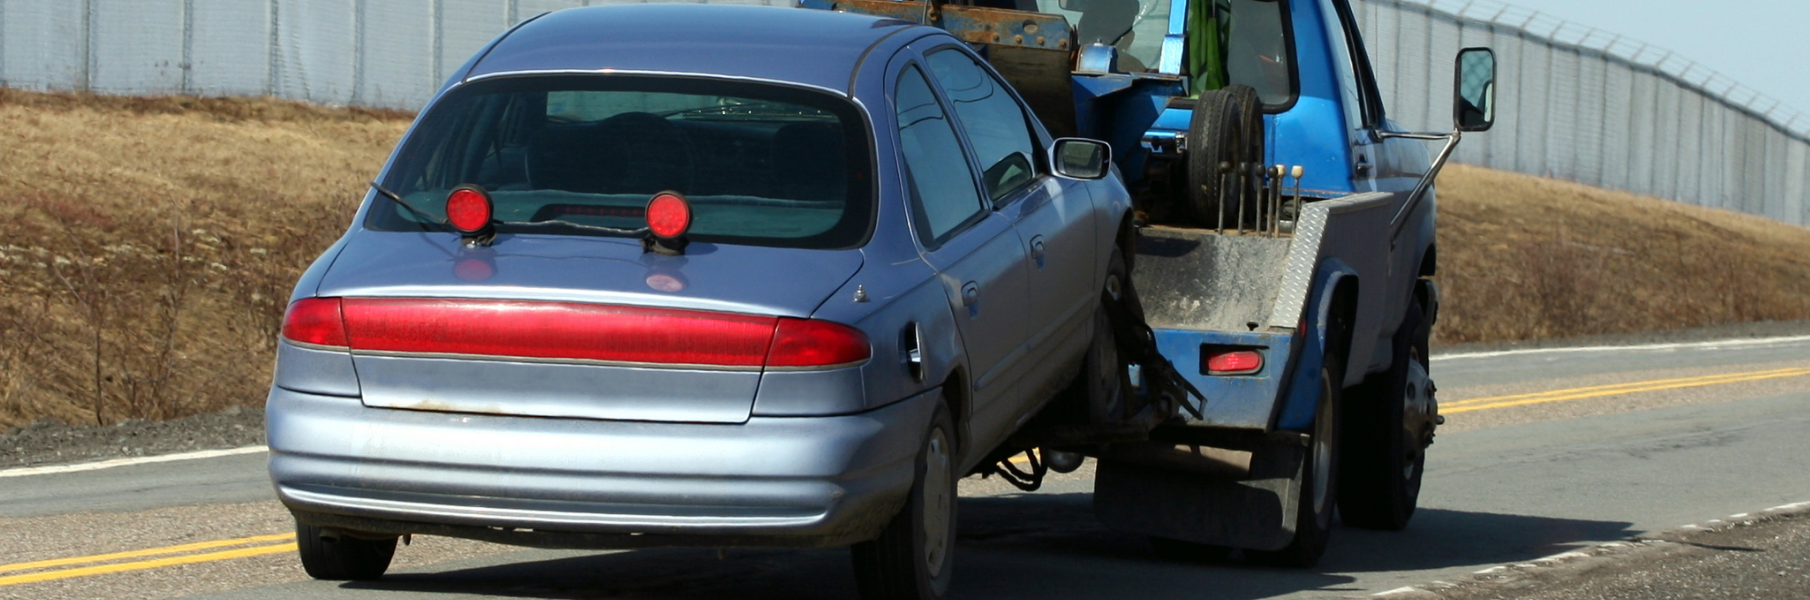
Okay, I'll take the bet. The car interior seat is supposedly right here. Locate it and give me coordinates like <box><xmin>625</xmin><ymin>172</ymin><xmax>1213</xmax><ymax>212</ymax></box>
<box><xmin>771</xmin><ymin>122</ymin><xmax>847</xmax><ymax>203</ymax></box>
<box><xmin>527</xmin><ymin>112</ymin><xmax>693</xmax><ymax>195</ymax></box>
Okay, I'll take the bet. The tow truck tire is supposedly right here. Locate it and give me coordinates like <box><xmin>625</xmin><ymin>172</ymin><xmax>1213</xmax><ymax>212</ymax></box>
<box><xmin>1247</xmin><ymin>347</ymin><xmax>1343</xmax><ymax>568</ymax></box>
<box><xmin>1339</xmin><ymin>298</ymin><xmax>1432</xmax><ymax>530</ymax></box>
<box><xmin>1186</xmin><ymin>85</ymin><xmax>1264</xmax><ymax>227</ymax></box>
<box><xmin>295</xmin><ymin>521</ymin><xmax>396</xmax><ymax>581</ymax></box>
<box><xmin>852</xmin><ymin>403</ymin><xmax>957</xmax><ymax>600</ymax></box>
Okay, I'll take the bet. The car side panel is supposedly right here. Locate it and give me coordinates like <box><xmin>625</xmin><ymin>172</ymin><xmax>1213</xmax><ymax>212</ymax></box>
<box><xmin>1005</xmin><ymin>176</ymin><xmax>1099</xmax><ymax>402</ymax></box>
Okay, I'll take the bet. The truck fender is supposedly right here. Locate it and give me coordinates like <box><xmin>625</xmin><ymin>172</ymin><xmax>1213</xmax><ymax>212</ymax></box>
<box><xmin>1272</xmin><ymin>261</ymin><xmax>1359</xmax><ymax>432</ymax></box>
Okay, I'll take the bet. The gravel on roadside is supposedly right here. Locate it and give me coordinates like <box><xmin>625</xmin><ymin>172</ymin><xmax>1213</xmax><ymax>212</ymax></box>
<box><xmin>1396</xmin><ymin>509</ymin><xmax>1810</xmax><ymax>600</ymax></box>
<box><xmin>0</xmin><ymin>406</ymin><xmax>266</xmax><ymax>470</ymax></box>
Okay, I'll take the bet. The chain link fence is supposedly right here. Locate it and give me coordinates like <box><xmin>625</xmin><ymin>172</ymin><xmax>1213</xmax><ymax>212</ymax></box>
<box><xmin>0</xmin><ymin>0</ymin><xmax>791</xmax><ymax>111</ymax></box>
<box><xmin>1355</xmin><ymin>0</ymin><xmax>1810</xmax><ymax>226</ymax></box>
<box><xmin>1</xmin><ymin>0</ymin><xmax>1804</xmax><ymax>225</ymax></box>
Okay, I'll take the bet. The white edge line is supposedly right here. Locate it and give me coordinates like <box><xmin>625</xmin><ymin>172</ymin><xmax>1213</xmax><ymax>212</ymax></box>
<box><xmin>0</xmin><ymin>446</ymin><xmax>268</xmax><ymax>478</ymax></box>
<box><xmin>1433</xmin><ymin>334</ymin><xmax>1810</xmax><ymax>361</ymax></box>
<box><xmin>1372</xmin><ymin>586</ymin><xmax>1422</xmax><ymax>597</ymax></box>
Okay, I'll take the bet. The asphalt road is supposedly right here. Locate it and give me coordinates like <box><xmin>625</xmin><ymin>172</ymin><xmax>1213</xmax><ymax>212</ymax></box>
<box><xmin>3</xmin><ymin>335</ymin><xmax>1809</xmax><ymax>600</ymax></box>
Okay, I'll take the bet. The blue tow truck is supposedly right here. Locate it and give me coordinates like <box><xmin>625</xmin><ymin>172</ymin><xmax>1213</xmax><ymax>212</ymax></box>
<box><xmin>807</xmin><ymin>0</ymin><xmax>1498</xmax><ymax>566</ymax></box>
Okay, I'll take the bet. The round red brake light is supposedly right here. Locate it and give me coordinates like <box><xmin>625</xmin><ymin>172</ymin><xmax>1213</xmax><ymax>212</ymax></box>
<box><xmin>446</xmin><ymin>186</ymin><xmax>492</xmax><ymax>234</ymax></box>
<box><xmin>646</xmin><ymin>192</ymin><xmax>692</xmax><ymax>239</ymax></box>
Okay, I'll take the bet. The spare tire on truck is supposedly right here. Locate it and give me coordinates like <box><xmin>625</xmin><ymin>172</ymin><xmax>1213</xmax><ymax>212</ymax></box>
<box><xmin>1185</xmin><ymin>84</ymin><xmax>1264</xmax><ymax>228</ymax></box>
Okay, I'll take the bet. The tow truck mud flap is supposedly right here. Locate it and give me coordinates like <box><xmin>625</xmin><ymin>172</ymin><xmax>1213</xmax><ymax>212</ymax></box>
<box><xmin>1094</xmin><ymin>441</ymin><xmax>1304</xmax><ymax>551</ymax></box>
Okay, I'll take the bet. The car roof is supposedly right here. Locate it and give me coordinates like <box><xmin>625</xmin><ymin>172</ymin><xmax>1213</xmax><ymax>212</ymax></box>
<box><xmin>464</xmin><ymin>4</ymin><xmax>927</xmax><ymax>95</ymax></box>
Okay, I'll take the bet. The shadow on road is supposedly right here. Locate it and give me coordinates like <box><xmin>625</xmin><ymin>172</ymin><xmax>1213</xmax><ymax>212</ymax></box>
<box><xmin>344</xmin><ymin>492</ymin><xmax>1634</xmax><ymax>599</ymax></box>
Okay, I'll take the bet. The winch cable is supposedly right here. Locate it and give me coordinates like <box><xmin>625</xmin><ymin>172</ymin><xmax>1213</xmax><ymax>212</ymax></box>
<box><xmin>991</xmin><ymin>449</ymin><xmax>1048</xmax><ymax>492</ymax></box>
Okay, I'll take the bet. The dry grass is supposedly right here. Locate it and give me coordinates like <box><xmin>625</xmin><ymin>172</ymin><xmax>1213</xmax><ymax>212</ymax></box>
<box><xmin>0</xmin><ymin>90</ymin><xmax>410</xmax><ymax>427</ymax></box>
<box><xmin>2</xmin><ymin>89</ymin><xmax>1808</xmax><ymax>426</ymax></box>
<box><xmin>1435</xmin><ymin>163</ymin><xmax>1810</xmax><ymax>343</ymax></box>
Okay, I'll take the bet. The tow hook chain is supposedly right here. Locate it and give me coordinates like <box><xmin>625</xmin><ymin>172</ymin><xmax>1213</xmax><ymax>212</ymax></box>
<box><xmin>1103</xmin><ymin>280</ymin><xmax>1208</xmax><ymax>421</ymax></box>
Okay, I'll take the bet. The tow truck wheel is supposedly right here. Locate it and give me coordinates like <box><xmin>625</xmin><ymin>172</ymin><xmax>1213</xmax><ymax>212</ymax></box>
<box><xmin>1248</xmin><ymin>349</ymin><xmax>1342</xmax><ymax>568</ymax></box>
<box><xmin>295</xmin><ymin>520</ymin><xmax>396</xmax><ymax>581</ymax></box>
<box><xmin>852</xmin><ymin>402</ymin><xmax>957</xmax><ymax>600</ymax></box>
<box><xmin>1339</xmin><ymin>297</ymin><xmax>1432</xmax><ymax>530</ymax></box>
<box><xmin>1186</xmin><ymin>85</ymin><xmax>1264</xmax><ymax>227</ymax></box>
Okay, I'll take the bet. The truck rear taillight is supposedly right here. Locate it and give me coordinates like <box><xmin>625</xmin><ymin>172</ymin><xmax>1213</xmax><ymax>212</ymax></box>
<box><xmin>281</xmin><ymin>297</ymin><xmax>349</xmax><ymax>349</ymax></box>
<box><xmin>293</xmin><ymin>298</ymin><xmax>869</xmax><ymax>370</ymax></box>
<box><xmin>1203</xmin><ymin>348</ymin><xmax>1263</xmax><ymax>376</ymax></box>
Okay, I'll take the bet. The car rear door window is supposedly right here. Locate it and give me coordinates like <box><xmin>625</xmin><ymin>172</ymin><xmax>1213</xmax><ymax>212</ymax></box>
<box><xmin>896</xmin><ymin>65</ymin><xmax>986</xmax><ymax>247</ymax></box>
<box><xmin>924</xmin><ymin>49</ymin><xmax>1040</xmax><ymax>205</ymax></box>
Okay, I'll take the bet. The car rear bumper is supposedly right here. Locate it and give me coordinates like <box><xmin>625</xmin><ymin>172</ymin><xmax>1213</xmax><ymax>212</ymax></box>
<box><xmin>266</xmin><ymin>385</ymin><xmax>937</xmax><ymax>548</ymax></box>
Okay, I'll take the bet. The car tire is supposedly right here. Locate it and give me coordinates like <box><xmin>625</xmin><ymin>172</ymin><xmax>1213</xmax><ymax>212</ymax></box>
<box><xmin>295</xmin><ymin>520</ymin><xmax>397</xmax><ymax>581</ymax></box>
<box><xmin>1186</xmin><ymin>85</ymin><xmax>1264</xmax><ymax>227</ymax></box>
<box><xmin>852</xmin><ymin>402</ymin><xmax>957</xmax><ymax>600</ymax></box>
<box><xmin>1247</xmin><ymin>344</ymin><xmax>1342</xmax><ymax>568</ymax></box>
<box><xmin>1339</xmin><ymin>296</ymin><xmax>1432</xmax><ymax>531</ymax></box>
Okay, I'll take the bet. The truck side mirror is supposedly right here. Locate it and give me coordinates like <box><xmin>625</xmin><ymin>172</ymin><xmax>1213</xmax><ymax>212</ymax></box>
<box><xmin>1453</xmin><ymin>48</ymin><xmax>1496</xmax><ymax>132</ymax></box>
<box><xmin>1051</xmin><ymin>138</ymin><xmax>1111</xmax><ymax>180</ymax></box>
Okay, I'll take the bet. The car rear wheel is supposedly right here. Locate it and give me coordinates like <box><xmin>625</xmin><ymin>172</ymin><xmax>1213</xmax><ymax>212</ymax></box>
<box><xmin>295</xmin><ymin>520</ymin><xmax>396</xmax><ymax>581</ymax></box>
<box><xmin>852</xmin><ymin>402</ymin><xmax>957</xmax><ymax>600</ymax></box>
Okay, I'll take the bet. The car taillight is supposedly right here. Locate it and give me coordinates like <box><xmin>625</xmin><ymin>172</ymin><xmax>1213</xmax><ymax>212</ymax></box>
<box><xmin>282</xmin><ymin>297</ymin><xmax>349</xmax><ymax>349</ymax></box>
<box><xmin>766</xmin><ymin>318</ymin><xmax>872</xmax><ymax>368</ymax></box>
<box><xmin>326</xmin><ymin>298</ymin><xmax>868</xmax><ymax>370</ymax></box>
<box><xmin>1203</xmin><ymin>348</ymin><xmax>1263</xmax><ymax>375</ymax></box>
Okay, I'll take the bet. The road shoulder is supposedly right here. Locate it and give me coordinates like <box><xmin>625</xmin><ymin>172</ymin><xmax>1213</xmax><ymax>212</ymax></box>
<box><xmin>1367</xmin><ymin>501</ymin><xmax>1810</xmax><ymax>599</ymax></box>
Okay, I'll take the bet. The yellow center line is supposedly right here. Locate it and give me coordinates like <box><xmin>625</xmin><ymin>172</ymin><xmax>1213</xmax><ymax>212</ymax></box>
<box><xmin>1444</xmin><ymin>367</ymin><xmax>1810</xmax><ymax>415</ymax></box>
<box><xmin>0</xmin><ymin>532</ymin><xmax>296</xmax><ymax>575</ymax></box>
<box><xmin>0</xmin><ymin>542</ymin><xmax>297</xmax><ymax>587</ymax></box>
<box><xmin>1442</xmin><ymin>367</ymin><xmax>1810</xmax><ymax>409</ymax></box>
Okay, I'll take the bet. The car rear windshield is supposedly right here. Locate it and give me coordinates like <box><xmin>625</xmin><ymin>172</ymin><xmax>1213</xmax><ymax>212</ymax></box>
<box><xmin>369</xmin><ymin>75</ymin><xmax>875</xmax><ymax>249</ymax></box>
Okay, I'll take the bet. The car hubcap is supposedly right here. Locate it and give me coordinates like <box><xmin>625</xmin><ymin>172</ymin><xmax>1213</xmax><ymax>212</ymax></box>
<box><xmin>922</xmin><ymin>428</ymin><xmax>952</xmax><ymax>578</ymax></box>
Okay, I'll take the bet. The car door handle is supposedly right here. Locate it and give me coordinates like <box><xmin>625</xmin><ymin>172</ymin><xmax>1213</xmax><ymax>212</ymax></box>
<box><xmin>961</xmin><ymin>282</ymin><xmax>980</xmax><ymax>307</ymax></box>
<box><xmin>1029</xmin><ymin>236</ymin><xmax>1047</xmax><ymax>262</ymax></box>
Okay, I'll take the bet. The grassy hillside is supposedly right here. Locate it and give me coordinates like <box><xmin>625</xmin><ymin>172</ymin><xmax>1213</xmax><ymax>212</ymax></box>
<box><xmin>2</xmin><ymin>89</ymin><xmax>1808</xmax><ymax>427</ymax></box>
<box><xmin>1434</xmin><ymin>164</ymin><xmax>1810</xmax><ymax>343</ymax></box>
<box><xmin>0</xmin><ymin>90</ymin><xmax>409</xmax><ymax>427</ymax></box>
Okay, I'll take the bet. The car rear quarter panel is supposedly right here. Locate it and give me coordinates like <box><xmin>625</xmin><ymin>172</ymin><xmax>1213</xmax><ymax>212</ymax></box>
<box><xmin>786</xmin><ymin>33</ymin><xmax>965</xmax><ymax>420</ymax></box>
